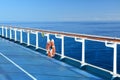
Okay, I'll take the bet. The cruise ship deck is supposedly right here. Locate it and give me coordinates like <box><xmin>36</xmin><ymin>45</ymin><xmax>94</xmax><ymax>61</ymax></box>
<box><xmin>0</xmin><ymin>26</ymin><xmax>120</xmax><ymax>80</ymax></box>
<box><xmin>0</xmin><ymin>37</ymin><xmax>102</xmax><ymax>80</ymax></box>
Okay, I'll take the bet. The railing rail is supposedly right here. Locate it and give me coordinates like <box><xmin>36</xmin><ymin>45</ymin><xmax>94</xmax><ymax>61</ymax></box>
<box><xmin>2</xmin><ymin>26</ymin><xmax>120</xmax><ymax>43</ymax></box>
<box><xmin>0</xmin><ymin>26</ymin><xmax>120</xmax><ymax>79</ymax></box>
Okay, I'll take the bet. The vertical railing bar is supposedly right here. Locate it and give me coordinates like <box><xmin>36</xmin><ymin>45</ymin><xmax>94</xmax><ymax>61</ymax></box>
<box><xmin>20</xmin><ymin>29</ymin><xmax>23</xmax><ymax>43</ymax></box>
<box><xmin>113</xmin><ymin>43</ymin><xmax>117</xmax><ymax>75</ymax></box>
<box><xmin>44</xmin><ymin>33</ymin><xmax>50</xmax><ymax>55</ymax></box>
<box><xmin>5</xmin><ymin>27</ymin><xmax>8</xmax><ymax>38</ymax></box>
<box><xmin>55</xmin><ymin>35</ymin><xmax>65</xmax><ymax>59</ymax></box>
<box><xmin>82</xmin><ymin>39</ymin><xmax>85</xmax><ymax>64</ymax></box>
<box><xmin>27</xmin><ymin>31</ymin><xmax>30</xmax><ymax>46</ymax></box>
<box><xmin>10</xmin><ymin>28</ymin><xmax>12</xmax><ymax>39</ymax></box>
<box><xmin>47</xmin><ymin>34</ymin><xmax>50</xmax><ymax>42</ymax></box>
<box><xmin>14</xmin><ymin>29</ymin><xmax>17</xmax><ymax>41</ymax></box>
<box><xmin>105</xmin><ymin>42</ymin><xmax>118</xmax><ymax>76</ymax></box>
<box><xmin>61</xmin><ymin>36</ymin><xmax>65</xmax><ymax>59</ymax></box>
<box><xmin>2</xmin><ymin>26</ymin><xmax>4</xmax><ymax>37</ymax></box>
<box><xmin>36</xmin><ymin>31</ymin><xmax>38</xmax><ymax>49</ymax></box>
<box><xmin>75</xmin><ymin>38</ymin><xmax>85</xmax><ymax>65</ymax></box>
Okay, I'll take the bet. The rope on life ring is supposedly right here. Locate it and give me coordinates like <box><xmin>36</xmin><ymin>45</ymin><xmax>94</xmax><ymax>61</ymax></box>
<box><xmin>46</xmin><ymin>39</ymin><xmax>56</xmax><ymax>57</ymax></box>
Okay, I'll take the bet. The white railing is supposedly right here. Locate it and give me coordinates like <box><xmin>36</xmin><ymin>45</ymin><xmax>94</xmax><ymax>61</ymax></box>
<box><xmin>0</xmin><ymin>26</ymin><xmax>120</xmax><ymax>79</ymax></box>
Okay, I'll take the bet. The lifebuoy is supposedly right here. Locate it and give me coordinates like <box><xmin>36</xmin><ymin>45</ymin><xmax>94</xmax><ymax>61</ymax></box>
<box><xmin>46</xmin><ymin>39</ymin><xmax>56</xmax><ymax>57</ymax></box>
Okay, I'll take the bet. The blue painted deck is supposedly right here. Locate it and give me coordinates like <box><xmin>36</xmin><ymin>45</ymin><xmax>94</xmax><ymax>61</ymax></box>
<box><xmin>0</xmin><ymin>37</ymin><xmax>102</xmax><ymax>80</ymax></box>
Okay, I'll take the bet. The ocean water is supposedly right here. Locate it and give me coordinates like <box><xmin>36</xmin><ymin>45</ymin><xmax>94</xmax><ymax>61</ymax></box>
<box><xmin>0</xmin><ymin>22</ymin><xmax>120</xmax><ymax>74</ymax></box>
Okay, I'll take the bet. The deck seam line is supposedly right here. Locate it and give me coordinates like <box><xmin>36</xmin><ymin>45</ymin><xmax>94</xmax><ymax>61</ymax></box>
<box><xmin>0</xmin><ymin>52</ymin><xmax>37</xmax><ymax>80</ymax></box>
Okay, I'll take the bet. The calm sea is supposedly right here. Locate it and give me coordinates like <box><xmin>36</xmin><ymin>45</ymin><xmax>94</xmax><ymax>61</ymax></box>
<box><xmin>0</xmin><ymin>21</ymin><xmax>120</xmax><ymax>74</ymax></box>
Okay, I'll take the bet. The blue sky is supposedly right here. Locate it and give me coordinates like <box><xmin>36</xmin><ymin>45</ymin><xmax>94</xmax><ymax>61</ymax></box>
<box><xmin>0</xmin><ymin>0</ymin><xmax>120</xmax><ymax>22</ymax></box>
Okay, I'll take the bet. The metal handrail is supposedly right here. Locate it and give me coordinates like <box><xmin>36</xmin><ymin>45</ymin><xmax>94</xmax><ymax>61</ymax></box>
<box><xmin>0</xmin><ymin>26</ymin><xmax>120</xmax><ymax>79</ymax></box>
<box><xmin>3</xmin><ymin>26</ymin><xmax>120</xmax><ymax>43</ymax></box>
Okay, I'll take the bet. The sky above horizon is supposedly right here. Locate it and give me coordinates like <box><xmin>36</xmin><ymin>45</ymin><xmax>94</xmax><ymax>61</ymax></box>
<box><xmin>0</xmin><ymin>0</ymin><xmax>120</xmax><ymax>22</ymax></box>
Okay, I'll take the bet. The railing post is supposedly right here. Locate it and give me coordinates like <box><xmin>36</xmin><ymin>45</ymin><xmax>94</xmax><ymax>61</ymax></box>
<box><xmin>20</xmin><ymin>29</ymin><xmax>23</xmax><ymax>43</ymax></box>
<box><xmin>2</xmin><ymin>26</ymin><xmax>4</xmax><ymax>37</ymax></box>
<box><xmin>44</xmin><ymin>33</ymin><xmax>50</xmax><ymax>42</ymax></box>
<box><xmin>55</xmin><ymin>35</ymin><xmax>65</xmax><ymax>59</ymax></box>
<box><xmin>75</xmin><ymin>38</ymin><xmax>85</xmax><ymax>65</ymax></box>
<box><xmin>10</xmin><ymin>28</ymin><xmax>12</xmax><ymax>39</ymax></box>
<box><xmin>61</xmin><ymin>36</ymin><xmax>65</xmax><ymax>59</ymax></box>
<box><xmin>36</xmin><ymin>31</ymin><xmax>39</xmax><ymax>49</ymax></box>
<box><xmin>47</xmin><ymin>34</ymin><xmax>49</xmax><ymax>42</ymax></box>
<box><xmin>105</xmin><ymin>42</ymin><xmax>117</xmax><ymax>76</ymax></box>
<box><xmin>27</xmin><ymin>31</ymin><xmax>30</xmax><ymax>46</ymax></box>
<box><xmin>14</xmin><ymin>29</ymin><xmax>17</xmax><ymax>41</ymax></box>
<box><xmin>5</xmin><ymin>27</ymin><xmax>8</xmax><ymax>38</ymax></box>
<box><xmin>113</xmin><ymin>43</ymin><xmax>117</xmax><ymax>76</ymax></box>
<box><xmin>82</xmin><ymin>39</ymin><xmax>85</xmax><ymax>64</ymax></box>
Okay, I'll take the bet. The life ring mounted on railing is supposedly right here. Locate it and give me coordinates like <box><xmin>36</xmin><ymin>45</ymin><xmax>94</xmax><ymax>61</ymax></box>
<box><xmin>46</xmin><ymin>39</ymin><xmax>56</xmax><ymax>57</ymax></box>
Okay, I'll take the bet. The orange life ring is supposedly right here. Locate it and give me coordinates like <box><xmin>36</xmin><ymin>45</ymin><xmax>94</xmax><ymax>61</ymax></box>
<box><xmin>46</xmin><ymin>39</ymin><xmax>56</xmax><ymax>57</ymax></box>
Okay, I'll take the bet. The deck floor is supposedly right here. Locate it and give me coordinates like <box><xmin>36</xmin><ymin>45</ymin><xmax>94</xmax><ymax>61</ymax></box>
<box><xmin>0</xmin><ymin>37</ymin><xmax>102</xmax><ymax>80</ymax></box>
